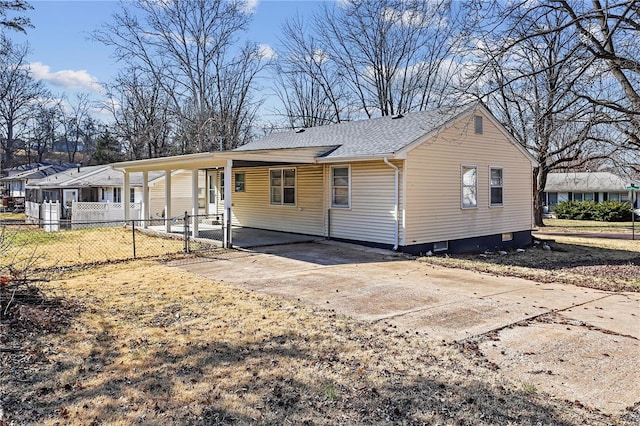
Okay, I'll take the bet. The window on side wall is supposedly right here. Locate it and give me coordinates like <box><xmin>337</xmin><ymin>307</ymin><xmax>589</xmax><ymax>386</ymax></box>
<box><xmin>474</xmin><ymin>115</ymin><xmax>483</xmax><ymax>134</ymax></box>
<box><xmin>235</xmin><ymin>173</ymin><xmax>245</xmax><ymax>192</ymax></box>
<box><xmin>130</xmin><ymin>188</ymin><xmax>135</xmax><ymax>203</ymax></box>
<box><xmin>490</xmin><ymin>167</ymin><xmax>503</xmax><ymax>206</ymax></box>
<box><xmin>462</xmin><ymin>165</ymin><xmax>477</xmax><ymax>208</ymax></box>
<box><xmin>220</xmin><ymin>172</ymin><xmax>225</xmax><ymax>201</ymax></box>
<box><xmin>331</xmin><ymin>166</ymin><xmax>350</xmax><ymax>208</ymax></box>
<box><xmin>270</xmin><ymin>168</ymin><xmax>296</xmax><ymax>206</ymax></box>
<box><xmin>113</xmin><ymin>187</ymin><xmax>122</xmax><ymax>203</ymax></box>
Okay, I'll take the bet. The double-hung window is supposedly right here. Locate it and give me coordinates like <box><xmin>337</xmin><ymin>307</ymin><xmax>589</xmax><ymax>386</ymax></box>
<box><xmin>113</xmin><ymin>187</ymin><xmax>122</xmax><ymax>203</ymax></box>
<box><xmin>462</xmin><ymin>165</ymin><xmax>477</xmax><ymax>208</ymax></box>
<box><xmin>235</xmin><ymin>173</ymin><xmax>245</xmax><ymax>192</ymax></box>
<box><xmin>490</xmin><ymin>167</ymin><xmax>503</xmax><ymax>206</ymax></box>
<box><xmin>331</xmin><ymin>166</ymin><xmax>350</xmax><ymax>208</ymax></box>
<box><xmin>270</xmin><ymin>168</ymin><xmax>296</xmax><ymax>205</ymax></box>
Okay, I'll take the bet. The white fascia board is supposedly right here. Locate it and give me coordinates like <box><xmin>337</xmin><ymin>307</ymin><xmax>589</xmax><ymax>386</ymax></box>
<box><xmin>315</xmin><ymin>154</ymin><xmax>401</xmax><ymax>164</ymax></box>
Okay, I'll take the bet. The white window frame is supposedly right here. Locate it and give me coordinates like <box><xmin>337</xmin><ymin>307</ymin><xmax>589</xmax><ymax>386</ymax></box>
<box><xmin>330</xmin><ymin>165</ymin><xmax>351</xmax><ymax>208</ymax></box>
<box><xmin>113</xmin><ymin>187</ymin><xmax>122</xmax><ymax>203</ymax></box>
<box><xmin>129</xmin><ymin>188</ymin><xmax>135</xmax><ymax>203</ymax></box>
<box><xmin>461</xmin><ymin>165</ymin><xmax>478</xmax><ymax>209</ymax></box>
<box><xmin>269</xmin><ymin>167</ymin><xmax>296</xmax><ymax>206</ymax></box>
<box><xmin>489</xmin><ymin>167</ymin><xmax>503</xmax><ymax>207</ymax></box>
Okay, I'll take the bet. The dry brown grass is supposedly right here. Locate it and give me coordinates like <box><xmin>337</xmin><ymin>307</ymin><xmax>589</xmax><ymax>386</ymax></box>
<box><xmin>1</xmin><ymin>260</ymin><xmax>628</xmax><ymax>425</ymax></box>
<box><xmin>420</xmin><ymin>232</ymin><xmax>640</xmax><ymax>292</ymax></box>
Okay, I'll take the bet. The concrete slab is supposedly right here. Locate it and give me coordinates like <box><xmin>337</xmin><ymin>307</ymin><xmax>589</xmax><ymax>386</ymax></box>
<box><xmin>172</xmin><ymin>240</ymin><xmax>640</xmax><ymax>415</ymax></box>
<box><xmin>562</xmin><ymin>292</ymin><xmax>640</xmax><ymax>339</ymax></box>
<box><xmin>480</xmin><ymin>322</ymin><xmax>640</xmax><ymax>415</ymax></box>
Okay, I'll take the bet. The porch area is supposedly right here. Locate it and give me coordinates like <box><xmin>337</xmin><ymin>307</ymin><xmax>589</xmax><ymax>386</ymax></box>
<box><xmin>146</xmin><ymin>222</ymin><xmax>320</xmax><ymax>249</ymax></box>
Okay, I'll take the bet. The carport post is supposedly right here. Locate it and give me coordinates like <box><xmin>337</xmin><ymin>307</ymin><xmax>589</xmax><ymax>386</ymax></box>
<box><xmin>142</xmin><ymin>171</ymin><xmax>149</xmax><ymax>229</ymax></box>
<box><xmin>164</xmin><ymin>169</ymin><xmax>172</xmax><ymax>233</ymax></box>
<box><xmin>123</xmin><ymin>171</ymin><xmax>130</xmax><ymax>221</ymax></box>
<box><xmin>191</xmin><ymin>169</ymin><xmax>199</xmax><ymax>238</ymax></box>
<box><xmin>224</xmin><ymin>160</ymin><xmax>232</xmax><ymax>248</ymax></box>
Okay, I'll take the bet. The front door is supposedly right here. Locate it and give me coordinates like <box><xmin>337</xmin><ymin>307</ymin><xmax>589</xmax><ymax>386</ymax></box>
<box><xmin>62</xmin><ymin>189</ymin><xmax>78</xmax><ymax>218</ymax></box>
<box><xmin>207</xmin><ymin>171</ymin><xmax>217</xmax><ymax>215</ymax></box>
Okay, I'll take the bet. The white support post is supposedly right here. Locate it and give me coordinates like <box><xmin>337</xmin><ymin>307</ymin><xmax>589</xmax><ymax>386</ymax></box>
<box><xmin>191</xmin><ymin>169</ymin><xmax>199</xmax><ymax>238</ymax></box>
<box><xmin>142</xmin><ymin>171</ymin><xmax>149</xmax><ymax>228</ymax></box>
<box><xmin>224</xmin><ymin>160</ymin><xmax>233</xmax><ymax>248</ymax></box>
<box><xmin>123</xmin><ymin>171</ymin><xmax>131</xmax><ymax>221</ymax></box>
<box><xmin>165</xmin><ymin>169</ymin><xmax>172</xmax><ymax>233</ymax></box>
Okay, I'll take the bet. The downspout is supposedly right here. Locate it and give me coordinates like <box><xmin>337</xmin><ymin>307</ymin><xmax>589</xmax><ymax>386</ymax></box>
<box><xmin>383</xmin><ymin>156</ymin><xmax>399</xmax><ymax>251</ymax></box>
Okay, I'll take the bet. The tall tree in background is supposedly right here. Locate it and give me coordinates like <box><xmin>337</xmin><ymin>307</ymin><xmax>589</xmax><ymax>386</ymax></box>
<box><xmin>470</xmin><ymin>0</ymin><xmax>639</xmax><ymax>171</ymax></box>
<box><xmin>104</xmin><ymin>68</ymin><xmax>173</xmax><ymax>160</ymax></box>
<box><xmin>0</xmin><ymin>37</ymin><xmax>49</xmax><ymax>169</ymax></box>
<box><xmin>273</xmin><ymin>16</ymin><xmax>352</xmax><ymax>128</ymax></box>
<box><xmin>60</xmin><ymin>94</ymin><xmax>96</xmax><ymax>163</ymax></box>
<box><xmin>0</xmin><ymin>0</ymin><xmax>32</xmax><ymax>33</ymax></box>
<box><xmin>273</xmin><ymin>0</ymin><xmax>463</xmax><ymax>125</ymax></box>
<box><xmin>27</xmin><ymin>101</ymin><xmax>61</xmax><ymax>163</ymax></box>
<box><xmin>94</xmin><ymin>0</ymin><xmax>267</xmax><ymax>152</ymax></box>
<box><xmin>92</xmin><ymin>128</ymin><xmax>122</xmax><ymax>165</ymax></box>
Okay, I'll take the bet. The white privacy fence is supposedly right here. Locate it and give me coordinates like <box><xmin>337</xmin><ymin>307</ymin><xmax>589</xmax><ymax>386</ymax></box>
<box><xmin>71</xmin><ymin>201</ymin><xmax>141</xmax><ymax>226</ymax></box>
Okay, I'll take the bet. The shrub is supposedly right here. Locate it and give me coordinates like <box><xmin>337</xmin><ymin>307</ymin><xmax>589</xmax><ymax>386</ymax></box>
<box><xmin>593</xmin><ymin>201</ymin><xmax>632</xmax><ymax>222</ymax></box>
<box><xmin>553</xmin><ymin>200</ymin><xmax>631</xmax><ymax>222</ymax></box>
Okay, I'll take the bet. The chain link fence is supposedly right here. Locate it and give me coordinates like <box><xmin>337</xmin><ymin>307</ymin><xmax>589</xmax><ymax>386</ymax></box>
<box><xmin>0</xmin><ymin>213</ymin><xmax>226</xmax><ymax>270</ymax></box>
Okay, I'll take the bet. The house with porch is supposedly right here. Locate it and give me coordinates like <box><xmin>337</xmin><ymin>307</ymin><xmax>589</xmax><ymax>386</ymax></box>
<box><xmin>112</xmin><ymin>103</ymin><xmax>538</xmax><ymax>254</ymax></box>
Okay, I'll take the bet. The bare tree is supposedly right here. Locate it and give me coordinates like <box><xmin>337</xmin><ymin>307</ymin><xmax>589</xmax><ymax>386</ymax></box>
<box><xmin>468</xmin><ymin>0</ymin><xmax>640</xmax><ymax>169</ymax></box>
<box><xmin>27</xmin><ymin>101</ymin><xmax>61</xmax><ymax>163</ymax></box>
<box><xmin>0</xmin><ymin>0</ymin><xmax>32</xmax><ymax>33</ymax></box>
<box><xmin>94</xmin><ymin>0</ymin><xmax>266</xmax><ymax>151</ymax></box>
<box><xmin>312</xmin><ymin>0</ymin><xmax>463</xmax><ymax>118</ymax></box>
<box><xmin>272</xmin><ymin>16</ymin><xmax>352</xmax><ymax>129</ymax></box>
<box><xmin>0</xmin><ymin>37</ymin><xmax>49</xmax><ymax>169</ymax></box>
<box><xmin>104</xmin><ymin>68</ymin><xmax>173</xmax><ymax>160</ymax></box>
<box><xmin>59</xmin><ymin>94</ymin><xmax>97</xmax><ymax>163</ymax></box>
<box><xmin>468</xmin><ymin>6</ymin><xmax>620</xmax><ymax>226</ymax></box>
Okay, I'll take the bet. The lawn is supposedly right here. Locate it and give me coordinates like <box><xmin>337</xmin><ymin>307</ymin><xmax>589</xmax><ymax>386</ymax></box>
<box><xmin>1</xmin><ymin>223</ymin><xmax>638</xmax><ymax>424</ymax></box>
<box><xmin>419</xmin><ymin>220</ymin><xmax>640</xmax><ymax>292</ymax></box>
<box><xmin>1</xmin><ymin>260</ymin><xmax>627</xmax><ymax>425</ymax></box>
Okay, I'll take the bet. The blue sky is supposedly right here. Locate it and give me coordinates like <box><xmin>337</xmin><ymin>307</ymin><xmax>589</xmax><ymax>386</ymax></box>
<box><xmin>10</xmin><ymin>0</ymin><xmax>328</xmax><ymax>120</ymax></box>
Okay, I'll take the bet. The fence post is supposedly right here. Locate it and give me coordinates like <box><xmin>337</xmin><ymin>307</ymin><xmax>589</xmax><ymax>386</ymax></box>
<box><xmin>131</xmin><ymin>220</ymin><xmax>136</xmax><ymax>259</ymax></box>
<box><xmin>183</xmin><ymin>211</ymin><xmax>189</xmax><ymax>253</ymax></box>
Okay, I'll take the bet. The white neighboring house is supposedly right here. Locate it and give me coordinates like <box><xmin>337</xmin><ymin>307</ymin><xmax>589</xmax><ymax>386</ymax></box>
<box><xmin>25</xmin><ymin>165</ymin><xmax>163</xmax><ymax>223</ymax></box>
<box><xmin>543</xmin><ymin>172</ymin><xmax>634</xmax><ymax>212</ymax></box>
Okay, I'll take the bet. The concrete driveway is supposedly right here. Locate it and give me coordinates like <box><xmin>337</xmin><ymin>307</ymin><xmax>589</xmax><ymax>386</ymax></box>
<box><xmin>173</xmin><ymin>240</ymin><xmax>640</xmax><ymax>415</ymax></box>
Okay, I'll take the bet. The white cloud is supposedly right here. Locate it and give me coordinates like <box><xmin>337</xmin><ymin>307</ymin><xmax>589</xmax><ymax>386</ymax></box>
<box><xmin>240</xmin><ymin>0</ymin><xmax>259</xmax><ymax>14</ymax></box>
<box><xmin>29</xmin><ymin>62</ymin><xmax>105</xmax><ymax>94</ymax></box>
<box><xmin>258</xmin><ymin>43</ymin><xmax>277</xmax><ymax>59</ymax></box>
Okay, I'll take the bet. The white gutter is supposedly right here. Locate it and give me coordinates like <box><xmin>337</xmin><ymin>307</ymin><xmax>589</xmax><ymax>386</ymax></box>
<box><xmin>383</xmin><ymin>156</ymin><xmax>399</xmax><ymax>251</ymax></box>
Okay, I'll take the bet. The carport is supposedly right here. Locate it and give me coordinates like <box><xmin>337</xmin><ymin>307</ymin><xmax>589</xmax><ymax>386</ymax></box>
<box><xmin>110</xmin><ymin>148</ymin><xmax>327</xmax><ymax>249</ymax></box>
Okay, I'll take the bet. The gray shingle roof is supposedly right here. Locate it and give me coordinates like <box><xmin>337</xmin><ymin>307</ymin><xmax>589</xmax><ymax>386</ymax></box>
<box><xmin>27</xmin><ymin>165</ymin><xmax>164</xmax><ymax>188</ymax></box>
<box><xmin>544</xmin><ymin>172</ymin><xmax>629</xmax><ymax>192</ymax></box>
<box><xmin>234</xmin><ymin>104</ymin><xmax>475</xmax><ymax>159</ymax></box>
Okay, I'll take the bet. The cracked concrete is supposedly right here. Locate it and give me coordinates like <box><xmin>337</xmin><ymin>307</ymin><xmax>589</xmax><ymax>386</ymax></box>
<box><xmin>172</xmin><ymin>240</ymin><xmax>640</xmax><ymax>415</ymax></box>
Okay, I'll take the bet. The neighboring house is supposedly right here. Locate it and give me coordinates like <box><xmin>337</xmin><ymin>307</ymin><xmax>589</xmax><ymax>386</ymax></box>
<box><xmin>1</xmin><ymin>162</ymin><xmax>76</xmax><ymax>199</ymax></box>
<box><xmin>25</xmin><ymin>165</ymin><xmax>164</xmax><ymax>219</ymax></box>
<box><xmin>113</xmin><ymin>103</ymin><xmax>538</xmax><ymax>254</ymax></box>
<box><xmin>543</xmin><ymin>172</ymin><xmax>632</xmax><ymax>211</ymax></box>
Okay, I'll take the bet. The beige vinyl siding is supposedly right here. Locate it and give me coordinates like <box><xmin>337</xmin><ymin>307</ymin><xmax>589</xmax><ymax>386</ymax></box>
<box><xmin>328</xmin><ymin>160</ymin><xmax>403</xmax><ymax>245</ymax></box>
<box><xmin>149</xmin><ymin>170</ymin><xmax>205</xmax><ymax>218</ymax></box>
<box><xmin>404</xmin><ymin>111</ymin><xmax>533</xmax><ymax>244</ymax></box>
<box><xmin>230</xmin><ymin>164</ymin><xmax>325</xmax><ymax>235</ymax></box>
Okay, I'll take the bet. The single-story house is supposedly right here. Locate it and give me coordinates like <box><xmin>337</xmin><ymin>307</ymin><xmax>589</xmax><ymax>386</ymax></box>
<box><xmin>25</xmin><ymin>165</ymin><xmax>168</xmax><ymax>219</ymax></box>
<box><xmin>112</xmin><ymin>103</ymin><xmax>538</xmax><ymax>254</ymax></box>
<box><xmin>543</xmin><ymin>172</ymin><xmax>633</xmax><ymax>211</ymax></box>
<box><xmin>2</xmin><ymin>162</ymin><xmax>76</xmax><ymax>199</ymax></box>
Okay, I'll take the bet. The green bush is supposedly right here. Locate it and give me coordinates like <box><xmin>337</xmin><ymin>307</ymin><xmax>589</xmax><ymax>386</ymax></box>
<box><xmin>553</xmin><ymin>200</ymin><xmax>631</xmax><ymax>222</ymax></box>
